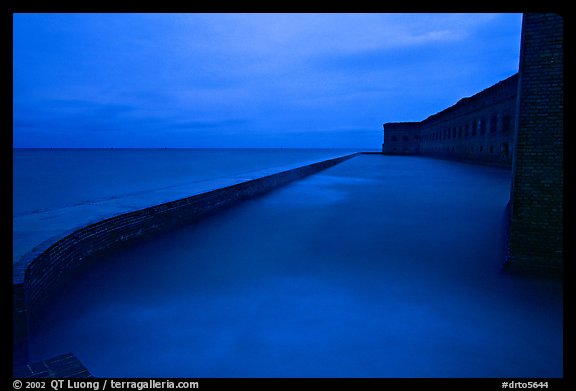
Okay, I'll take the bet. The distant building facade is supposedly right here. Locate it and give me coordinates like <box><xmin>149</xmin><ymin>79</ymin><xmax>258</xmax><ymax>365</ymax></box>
<box><xmin>383</xmin><ymin>74</ymin><xmax>518</xmax><ymax>167</ymax></box>
<box><xmin>382</xmin><ymin>122</ymin><xmax>421</xmax><ymax>155</ymax></box>
<box><xmin>382</xmin><ymin>13</ymin><xmax>563</xmax><ymax>273</ymax></box>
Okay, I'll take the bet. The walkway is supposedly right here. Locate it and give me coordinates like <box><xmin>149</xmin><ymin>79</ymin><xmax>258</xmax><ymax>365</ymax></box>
<box><xmin>28</xmin><ymin>155</ymin><xmax>563</xmax><ymax>378</ymax></box>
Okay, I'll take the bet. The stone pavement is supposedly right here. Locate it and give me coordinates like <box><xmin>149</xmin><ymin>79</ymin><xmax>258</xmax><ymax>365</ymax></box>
<box><xmin>13</xmin><ymin>353</ymin><xmax>92</xmax><ymax>378</ymax></box>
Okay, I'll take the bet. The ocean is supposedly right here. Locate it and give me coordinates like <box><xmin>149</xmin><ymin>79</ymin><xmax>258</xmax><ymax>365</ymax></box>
<box><xmin>13</xmin><ymin>148</ymin><xmax>359</xmax><ymax>218</ymax></box>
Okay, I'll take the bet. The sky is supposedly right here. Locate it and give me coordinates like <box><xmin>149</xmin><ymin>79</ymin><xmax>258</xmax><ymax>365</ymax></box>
<box><xmin>13</xmin><ymin>13</ymin><xmax>523</xmax><ymax>149</ymax></box>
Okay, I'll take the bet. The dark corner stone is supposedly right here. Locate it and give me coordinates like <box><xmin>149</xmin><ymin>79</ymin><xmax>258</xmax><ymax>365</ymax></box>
<box><xmin>13</xmin><ymin>353</ymin><xmax>93</xmax><ymax>378</ymax></box>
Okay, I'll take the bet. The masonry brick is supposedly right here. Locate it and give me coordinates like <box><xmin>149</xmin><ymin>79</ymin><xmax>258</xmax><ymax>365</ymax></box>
<box><xmin>13</xmin><ymin>353</ymin><xmax>93</xmax><ymax>378</ymax></box>
<box><xmin>507</xmin><ymin>13</ymin><xmax>563</xmax><ymax>272</ymax></box>
<box><xmin>382</xmin><ymin>75</ymin><xmax>518</xmax><ymax>167</ymax></box>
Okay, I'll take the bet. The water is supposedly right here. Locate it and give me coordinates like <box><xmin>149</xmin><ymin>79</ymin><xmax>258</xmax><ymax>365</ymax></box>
<box><xmin>25</xmin><ymin>154</ymin><xmax>562</xmax><ymax>378</ymax></box>
<box><xmin>13</xmin><ymin>148</ymin><xmax>358</xmax><ymax>217</ymax></box>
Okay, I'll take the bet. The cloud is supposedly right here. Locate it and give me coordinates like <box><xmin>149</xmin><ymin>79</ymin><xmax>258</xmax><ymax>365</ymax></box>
<box><xmin>13</xmin><ymin>13</ymin><xmax>522</xmax><ymax>148</ymax></box>
<box><xmin>166</xmin><ymin>119</ymin><xmax>251</xmax><ymax>131</ymax></box>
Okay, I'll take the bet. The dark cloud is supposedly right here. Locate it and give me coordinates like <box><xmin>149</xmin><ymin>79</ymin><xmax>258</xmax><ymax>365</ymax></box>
<box><xmin>13</xmin><ymin>13</ymin><xmax>523</xmax><ymax>148</ymax></box>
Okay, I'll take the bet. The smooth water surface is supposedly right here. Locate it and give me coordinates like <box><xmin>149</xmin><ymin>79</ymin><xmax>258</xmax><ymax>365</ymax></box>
<box><xmin>28</xmin><ymin>155</ymin><xmax>563</xmax><ymax>378</ymax></box>
<box><xmin>13</xmin><ymin>148</ymin><xmax>356</xmax><ymax>217</ymax></box>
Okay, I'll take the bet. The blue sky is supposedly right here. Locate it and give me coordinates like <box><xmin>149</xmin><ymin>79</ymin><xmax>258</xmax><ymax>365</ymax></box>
<box><xmin>13</xmin><ymin>13</ymin><xmax>523</xmax><ymax>149</ymax></box>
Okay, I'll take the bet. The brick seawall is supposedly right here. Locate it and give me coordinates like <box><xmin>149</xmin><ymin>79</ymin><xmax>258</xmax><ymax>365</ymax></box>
<box><xmin>13</xmin><ymin>153</ymin><xmax>358</xmax><ymax>367</ymax></box>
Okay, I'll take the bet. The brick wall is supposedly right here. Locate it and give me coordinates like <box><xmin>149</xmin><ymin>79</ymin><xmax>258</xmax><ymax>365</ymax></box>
<box><xmin>419</xmin><ymin>75</ymin><xmax>517</xmax><ymax>166</ymax></box>
<box><xmin>382</xmin><ymin>75</ymin><xmax>518</xmax><ymax>167</ymax></box>
<box><xmin>507</xmin><ymin>13</ymin><xmax>563</xmax><ymax>271</ymax></box>
<box><xmin>382</xmin><ymin>122</ymin><xmax>421</xmax><ymax>154</ymax></box>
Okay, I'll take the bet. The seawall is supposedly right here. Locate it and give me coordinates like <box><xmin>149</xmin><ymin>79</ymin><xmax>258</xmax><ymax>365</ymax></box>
<box><xmin>13</xmin><ymin>152</ymin><xmax>358</xmax><ymax>367</ymax></box>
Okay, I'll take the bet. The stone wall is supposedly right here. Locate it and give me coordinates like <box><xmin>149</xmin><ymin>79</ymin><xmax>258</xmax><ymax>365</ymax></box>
<box><xmin>419</xmin><ymin>75</ymin><xmax>517</xmax><ymax>166</ymax></box>
<box><xmin>13</xmin><ymin>153</ymin><xmax>358</xmax><ymax>366</ymax></box>
<box><xmin>382</xmin><ymin>74</ymin><xmax>518</xmax><ymax>167</ymax></box>
<box><xmin>507</xmin><ymin>13</ymin><xmax>563</xmax><ymax>272</ymax></box>
<box><xmin>382</xmin><ymin>122</ymin><xmax>421</xmax><ymax>155</ymax></box>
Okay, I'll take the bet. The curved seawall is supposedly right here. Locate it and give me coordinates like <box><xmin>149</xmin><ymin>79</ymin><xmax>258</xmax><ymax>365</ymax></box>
<box><xmin>13</xmin><ymin>153</ymin><xmax>358</xmax><ymax>366</ymax></box>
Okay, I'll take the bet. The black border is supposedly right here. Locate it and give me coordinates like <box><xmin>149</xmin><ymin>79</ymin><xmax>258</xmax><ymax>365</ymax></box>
<box><xmin>4</xmin><ymin>2</ymin><xmax>572</xmax><ymax>389</ymax></box>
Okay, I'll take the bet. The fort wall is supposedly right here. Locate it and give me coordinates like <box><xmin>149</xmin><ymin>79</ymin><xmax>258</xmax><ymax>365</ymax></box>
<box><xmin>383</xmin><ymin>74</ymin><xmax>518</xmax><ymax>167</ymax></box>
<box><xmin>507</xmin><ymin>13</ymin><xmax>563</xmax><ymax>272</ymax></box>
<box><xmin>382</xmin><ymin>122</ymin><xmax>421</xmax><ymax>155</ymax></box>
<box><xmin>382</xmin><ymin>13</ymin><xmax>563</xmax><ymax>273</ymax></box>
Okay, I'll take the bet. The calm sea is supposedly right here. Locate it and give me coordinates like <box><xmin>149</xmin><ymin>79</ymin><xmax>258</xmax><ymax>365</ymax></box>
<box><xmin>13</xmin><ymin>148</ymin><xmax>359</xmax><ymax>217</ymax></box>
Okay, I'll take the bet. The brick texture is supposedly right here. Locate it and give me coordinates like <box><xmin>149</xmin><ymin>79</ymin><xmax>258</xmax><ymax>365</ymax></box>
<box><xmin>382</xmin><ymin>75</ymin><xmax>518</xmax><ymax>167</ymax></box>
<box><xmin>13</xmin><ymin>353</ymin><xmax>92</xmax><ymax>378</ymax></box>
<box><xmin>507</xmin><ymin>13</ymin><xmax>563</xmax><ymax>271</ymax></box>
